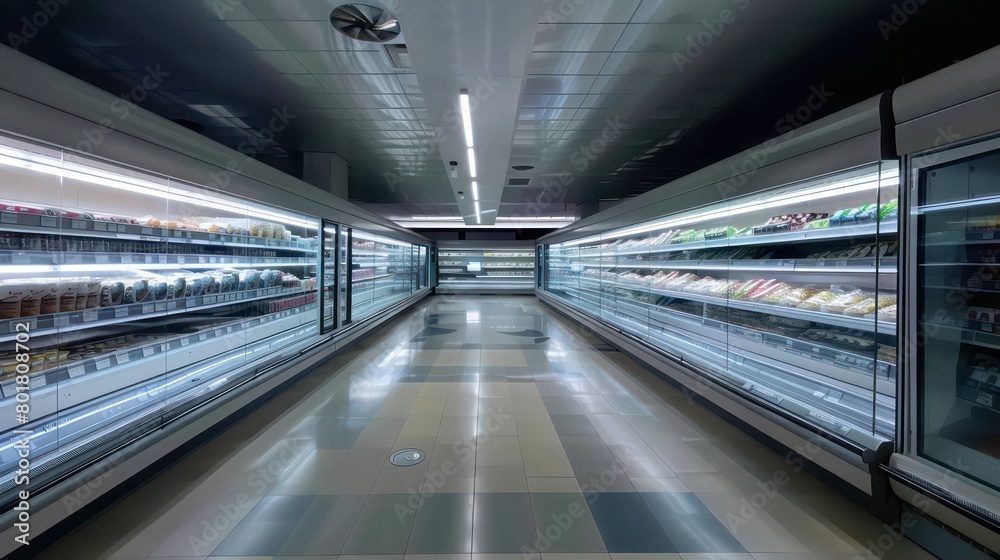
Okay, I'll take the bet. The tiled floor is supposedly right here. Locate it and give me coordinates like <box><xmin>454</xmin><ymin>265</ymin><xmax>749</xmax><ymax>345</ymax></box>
<box><xmin>36</xmin><ymin>296</ymin><xmax>940</xmax><ymax>560</ymax></box>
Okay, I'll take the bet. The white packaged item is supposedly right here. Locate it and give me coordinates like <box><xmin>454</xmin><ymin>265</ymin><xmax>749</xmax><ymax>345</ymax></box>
<box><xmin>57</xmin><ymin>281</ymin><xmax>81</xmax><ymax>313</ymax></box>
<box><xmin>0</xmin><ymin>281</ymin><xmax>34</xmax><ymax>319</ymax></box>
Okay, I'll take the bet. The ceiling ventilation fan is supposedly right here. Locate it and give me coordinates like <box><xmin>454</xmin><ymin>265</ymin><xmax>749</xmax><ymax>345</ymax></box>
<box><xmin>330</xmin><ymin>3</ymin><xmax>401</xmax><ymax>43</ymax></box>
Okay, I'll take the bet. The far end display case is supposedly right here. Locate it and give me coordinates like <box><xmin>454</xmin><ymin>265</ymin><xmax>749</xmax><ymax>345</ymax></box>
<box><xmin>437</xmin><ymin>240</ymin><xmax>535</xmax><ymax>294</ymax></box>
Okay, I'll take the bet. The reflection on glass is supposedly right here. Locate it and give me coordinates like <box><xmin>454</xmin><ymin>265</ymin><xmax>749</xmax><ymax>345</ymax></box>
<box><xmin>543</xmin><ymin>164</ymin><xmax>899</xmax><ymax>442</ymax></box>
<box><xmin>0</xmin><ymin>134</ymin><xmax>319</xmax><ymax>504</ymax></box>
<box><xmin>351</xmin><ymin>230</ymin><xmax>417</xmax><ymax>321</ymax></box>
<box><xmin>916</xmin><ymin>147</ymin><xmax>1000</xmax><ymax>492</ymax></box>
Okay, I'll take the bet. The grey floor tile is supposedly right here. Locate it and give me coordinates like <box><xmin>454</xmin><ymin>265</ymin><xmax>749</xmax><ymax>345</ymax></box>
<box><xmin>529</xmin><ymin>493</ymin><xmax>607</xmax><ymax>553</ymax></box>
<box><xmin>641</xmin><ymin>493</ymin><xmax>745</xmax><ymax>553</ymax></box>
<box><xmin>244</xmin><ymin>495</ymin><xmax>317</xmax><ymax>522</ymax></box>
<box><xmin>359</xmin><ymin>416</ymin><xmax>407</xmax><ymax>439</ymax></box>
<box><xmin>315</xmin><ymin>418</ymin><xmax>370</xmax><ymax>449</ymax></box>
<box><xmin>542</xmin><ymin>395</ymin><xmax>586</xmax><ymax>415</ymax></box>
<box><xmin>527</xmin><ymin>477</ymin><xmax>583</xmax><ymax>493</ymax></box>
<box><xmin>472</xmin><ymin>493</ymin><xmax>538</xmax><ymax>553</ymax></box>
<box><xmin>550</xmin><ymin>415</ymin><xmax>600</xmax><ymax>437</ymax></box>
<box><xmin>588</xmin><ymin>493</ymin><xmax>676</xmax><ymax>553</ymax></box>
<box><xmin>341</xmin><ymin>494</ymin><xmax>417</xmax><ymax>555</ymax></box>
<box><xmin>277</xmin><ymin>494</ymin><xmax>367</xmax><ymax>555</ymax></box>
<box><xmin>536</xmin><ymin>382</ymin><xmax>572</xmax><ymax>396</ymax></box>
<box><xmin>406</xmin><ymin>493</ymin><xmax>474</xmax><ymax>553</ymax></box>
<box><xmin>211</xmin><ymin>520</ymin><xmax>297</xmax><ymax>556</ymax></box>
<box><xmin>521</xmin><ymin>445</ymin><xmax>575</xmax><ymax>478</ymax></box>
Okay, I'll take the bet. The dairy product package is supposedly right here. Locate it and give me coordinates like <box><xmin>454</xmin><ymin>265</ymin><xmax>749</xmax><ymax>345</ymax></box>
<box><xmin>100</xmin><ymin>279</ymin><xmax>126</xmax><ymax>307</ymax></box>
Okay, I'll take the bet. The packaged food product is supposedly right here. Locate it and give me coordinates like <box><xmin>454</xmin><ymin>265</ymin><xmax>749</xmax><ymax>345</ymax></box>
<box><xmin>796</xmin><ymin>290</ymin><xmax>836</xmax><ymax>310</ymax></box>
<box><xmin>58</xmin><ymin>281</ymin><xmax>81</xmax><ymax>313</ymax></box>
<box><xmin>749</xmin><ymin>281</ymin><xmax>787</xmax><ymax>302</ymax></box>
<box><xmin>844</xmin><ymin>298</ymin><xmax>877</xmax><ymax>316</ymax></box>
<box><xmin>82</xmin><ymin>280</ymin><xmax>102</xmax><ymax>309</ymax></box>
<box><xmin>731</xmin><ymin>278</ymin><xmax>767</xmax><ymax>300</ymax></box>
<box><xmin>760</xmin><ymin>283</ymin><xmax>794</xmax><ymax>304</ymax></box>
<box><xmin>820</xmin><ymin>290</ymin><xmax>870</xmax><ymax>314</ymax></box>
<box><xmin>877</xmin><ymin>304</ymin><xmax>897</xmax><ymax>322</ymax></box>
<box><xmin>121</xmin><ymin>278</ymin><xmax>151</xmax><ymax>304</ymax></box>
<box><xmin>0</xmin><ymin>281</ymin><xmax>34</xmax><ymax>319</ymax></box>
<box><xmin>35</xmin><ymin>282</ymin><xmax>60</xmax><ymax>315</ymax></box>
<box><xmin>777</xmin><ymin>286</ymin><xmax>819</xmax><ymax>306</ymax></box>
<box><xmin>879</xmin><ymin>199</ymin><xmax>899</xmax><ymax>220</ymax></box>
<box><xmin>807</xmin><ymin>219</ymin><xmax>830</xmax><ymax>229</ymax></box>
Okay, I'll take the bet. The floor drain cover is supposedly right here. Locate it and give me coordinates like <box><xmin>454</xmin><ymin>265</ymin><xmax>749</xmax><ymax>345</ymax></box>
<box><xmin>389</xmin><ymin>449</ymin><xmax>425</xmax><ymax>467</ymax></box>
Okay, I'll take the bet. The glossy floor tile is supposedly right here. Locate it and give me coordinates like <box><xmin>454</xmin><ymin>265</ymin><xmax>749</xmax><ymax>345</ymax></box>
<box><xmin>35</xmin><ymin>297</ymin><xmax>940</xmax><ymax>560</ymax></box>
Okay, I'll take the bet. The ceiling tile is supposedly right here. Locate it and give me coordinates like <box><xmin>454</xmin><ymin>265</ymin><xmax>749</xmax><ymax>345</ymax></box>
<box><xmin>347</xmin><ymin>107</ymin><xmax>419</xmax><ymax>120</ymax></box>
<box><xmin>528</xmin><ymin>52</ymin><xmax>611</xmax><ymax>74</ymax></box>
<box><xmin>521</xmin><ymin>94</ymin><xmax>587</xmax><ymax>108</ymax></box>
<box><xmin>314</xmin><ymin>73</ymin><xmax>404</xmax><ymax>94</ymax></box>
<box><xmin>359</xmin><ymin>120</ymin><xmax>427</xmax><ymax>131</ymax></box>
<box><xmin>538</xmin><ymin>0</ymin><xmax>642</xmax><ymax>23</ymax></box>
<box><xmin>224</xmin><ymin>21</ymin><xmax>285</xmax><ymax>50</ymax></box>
<box><xmin>406</xmin><ymin>94</ymin><xmax>426</xmax><ymax>107</ymax></box>
<box><xmin>295</xmin><ymin>94</ymin><xmax>343</xmax><ymax>108</ymax></box>
<box><xmin>516</xmin><ymin>120</ymin><xmax>570</xmax><ymax>132</ymax></box>
<box><xmin>261</xmin><ymin>20</ymin><xmax>382</xmax><ymax>51</ymax></box>
<box><xmin>281</xmin><ymin>73</ymin><xmax>328</xmax><ymax>93</ymax></box>
<box><xmin>243</xmin><ymin>0</ymin><xmax>344</xmax><ymax>21</ymax></box>
<box><xmin>590</xmin><ymin>73</ymin><xmax>743</xmax><ymax>94</ymax></box>
<box><xmin>253</xmin><ymin>51</ymin><xmax>310</xmax><ymax>73</ymax></box>
<box><xmin>631</xmin><ymin>0</ymin><xmax>865</xmax><ymax>24</ymax></box>
<box><xmin>291</xmin><ymin>50</ymin><xmax>392</xmax><ymax>73</ymax></box>
<box><xmin>523</xmin><ymin>75</ymin><xmax>598</xmax><ymax>95</ymax></box>
<box><xmin>533</xmin><ymin>23</ymin><xmax>627</xmax><ymax>52</ymax></box>
<box><xmin>332</xmin><ymin>94</ymin><xmax>411</xmax><ymax>108</ymax></box>
<box><xmin>580</xmin><ymin>91</ymin><xmax>725</xmax><ymax>108</ymax></box>
<box><xmin>397</xmin><ymin>73</ymin><xmax>422</xmax><ymax>94</ymax></box>
<box><xmin>614</xmin><ymin>22</ymin><xmax>824</xmax><ymax>53</ymax></box>
<box><xmin>519</xmin><ymin>107</ymin><xmax>579</xmax><ymax>121</ymax></box>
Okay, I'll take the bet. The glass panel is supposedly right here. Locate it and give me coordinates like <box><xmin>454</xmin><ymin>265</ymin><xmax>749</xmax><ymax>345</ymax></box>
<box><xmin>339</xmin><ymin>227</ymin><xmax>349</xmax><ymax>325</ymax></box>
<box><xmin>351</xmin><ymin>230</ymin><xmax>413</xmax><ymax>321</ymax></box>
<box><xmin>916</xmin><ymin>147</ymin><xmax>1000</xmax><ymax>492</ymax></box>
<box><xmin>541</xmin><ymin>163</ymin><xmax>899</xmax><ymax>444</ymax></box>
<box><xmin>322</xmin><ymin>223</ymin><xmax>338</xmax><ymax>332</ymax></box>
<box><xmin>0</xmin><ymin>134</ymin><xmax>321</xmax><ymax>507</ymax></box>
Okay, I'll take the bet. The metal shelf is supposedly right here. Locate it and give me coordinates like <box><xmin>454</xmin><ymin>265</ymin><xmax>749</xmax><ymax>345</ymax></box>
<box><xmin>0</xmin><ymin>211</ymin><xmax>317</xmax><ymax>253</ymax></box>
<box><xmin>0</xmin><ymin>302</ymin><xmax>319</xmax><ymax>401</ymax></box>
<box><xmin>581</xmin><ymin>257</ymin><xmax>897</xmax><ymax>274</ymax></box>
<box><xmin>575</xmin><ymin>276</ymin><xmax>896</xmax><ymax>335</ymax></box>
<box><xmin>0</xmin><ymin>286</ymin><xmax>316</xmax><ymax>343</ymax></box>
<box><xmin>578</xmin><ymin>221</ymin><xmax>898</xmax><ymax>257</ymax></box>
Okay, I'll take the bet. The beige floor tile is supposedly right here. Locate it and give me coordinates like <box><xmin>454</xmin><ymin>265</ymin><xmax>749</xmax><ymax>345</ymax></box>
<box><xmin>411</xmin><ymin>395</ymin><xmax>448</xmax><ymax>415</ymax></box>
<box><xmin>508</xmin><ymin>383</ymin><xmax>541</xmax><ymax>396</ymax></box>
<box><xmin>419</xmin><ymin>382</ymin><xmax>452</xmax><ymax>396</ymax></box>
<box><xmin>399</xmin><ymin>414</ymin><xmax>443</xmax><ymax>438</ymax></box>
<box><xmin>680</xmin><ymin>554</ymin><xmax>755</xmax><ymax>560</ymax></box>
<box><xmin>481</xmin><ymin>381</ymin><xmax>510</xmax><ymax>396</ymax></box>
<box><xmin>521</xmin><ymin>445</ymin><xmax>575</xmax><ymax>477</ymax></box>
<box><xmin>445</xmin><ymin>395</ymin><xmax>480</xmax><ymax>416</ymax></box>
<box><xmin>697</xmin><ymin>492</ymin><xmax>811</xmax><ymax>553</ymax></box>
<box><xmin>610</xmin><ymin>554</ymin><xmax>681</xmax><ymax>560</ymax></box>
<box><xmin>629</xmin><ymin>477</ymin><xmax>690</xmax><ymax>492</ymax></box>
<box><xmin>527</xmin><ymin>477</ymin><xmax>583</xmax><ymax>493</ymax></box>
<box><xmin>476</xmin><ymin>435</ymin><xmax>523</xmax><ymax>466</ymax></box>
<box><xmin>543</xmin><ymin>554</ymin><xmax>612</xmax><ymax>559</ymax></box>
<box><xmin>677</xmin><ymin>473</ymin><xmax>743</xmax><ymax>493</ymax></box>
<box><xmin>475</xmin><ymin>466</ymin><xmax>529</xmax><ymax>492</ymax></box>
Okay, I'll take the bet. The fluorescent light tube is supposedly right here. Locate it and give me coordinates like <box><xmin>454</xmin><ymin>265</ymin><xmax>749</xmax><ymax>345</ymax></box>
<box><xmin>467</xmin><ymin>148</ymin><xmax>477</xmax><ymax>178</ymax></box>
<box><xmin>474</xmin><ymin>200</ymin><xmax>480</xmax><ymax>215</ymax></box>
<box><xmin>460</xmin><ymin>89</ymin><xmax>473</xmax><ymax>148</ymax></box>
<box><xmin>472</xmin><ymin>181</ymin><xmax>479</xmax><ymax>201</ymax></box>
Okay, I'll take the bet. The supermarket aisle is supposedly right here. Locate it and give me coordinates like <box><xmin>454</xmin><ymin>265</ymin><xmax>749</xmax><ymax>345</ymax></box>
<box><xmin>36</xmin><ymin>296</ymin><xmax>936</xmax><ymax>560</ymax></box>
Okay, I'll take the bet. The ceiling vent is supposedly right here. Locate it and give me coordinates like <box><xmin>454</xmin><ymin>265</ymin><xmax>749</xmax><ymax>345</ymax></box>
<box><xmin>508</xmin><ymin>178</ymin><xmax>531</xmax><ymax>186</ymax></box>
<box><xmin>330</xmin><ymin>4</ymin><xmax>401</xmax><ymax>43</ymax></box>
<box><xmin>511</xmin><ymin>165</ymin><xmax>534</xmax><ymax>171</ymax></box>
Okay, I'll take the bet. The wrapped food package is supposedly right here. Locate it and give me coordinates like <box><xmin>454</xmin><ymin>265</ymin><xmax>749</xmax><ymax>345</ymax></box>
<box><xmin>164</xmin><ymin>275</ymin><xmax>186</xmax><ymax>299</ymax></box>
<box><xmin>843</xmin><ymin>297</ymin><xmax>877</xmax><ymax>316</ymax></box>
<box><xmin>820</xmin><ymin>290</ymin><xmax>871</xmax><ymax>314</ymax></box>
<box><xmin>58</xmin><ymin>281</ymin><xmax>81</xmax><ymax>313</ymax></box>
<box><xmin>183</xmin><ymin>275</ymin><xmax>205</xmax><ymax>298</ymax></box>
<box><xmin>731</xmin><ymin>278</ymin><xmax>767</xmax><ymax>300</ymax></box>
<box><xmin>796</xmin><ymin>290</ymin><xmax>836</xmax><ymax>310</ymax></box>
<box><xmin>35</xmin><ymin>281</ymin><xmax>61</xmax><ymax>315</ymax></box>
<box><xmin>879</xmin><ymin>199</ymin><xmax>899</xmax><ymax>220</ymax></box>
<box><xmin>760</xmin><ymin>283</ymin><xmax>794</xmax><ymax>304</ymax></box>
<box><xmin>777</xmin><ymin>286</ymin><xmax>819</xmax><ymax>306</ymax></box>
<box><xmin>146</xmin><ymin>277</ymin><xmax>169</xmax><ymax>301</ymax></box>
<box><xmin>0</xmin><ymin>281</ymin><xmax>36</xmax><ymax>319</ymax></box>
<box><xmin>122</xmin><ymin>278</ymin><xmax>152</xmax><ymax>304</ymax></box>
<box><xmin>746</xmin><ymin>279</ymin><xmax>780</xmax><ymax>300</ymax></box>
<box><xmin>83</xmin><ymin>280</ymin><xmax>103</xmax><ymax>309</ymax></box>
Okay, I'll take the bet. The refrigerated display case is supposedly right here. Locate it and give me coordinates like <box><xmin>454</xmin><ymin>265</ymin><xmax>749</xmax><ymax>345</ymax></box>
<box><xmin>437</xmin><ymin>241</ymin><xmax>536</xmax><ymax>294</ymax></box>
<box><xmin>891</xmin><ymin>135</ymin><xmax>1000</xmax><ymax>545</ymax></box>
<box><xmin>0</xmin><ymin>133</ymin><xmax>322</xmax><ymax>498</ymax></box>
<box><xmin>351</xmin><ymin>230</ymin><xmax>419</xmax><ymax>322</ymax></box>
<box><xmin>0</xmin><ymin>131</ymin><xmax>431</xmax><ymax>534</ymax></box>
<box><xmin>543</xmin><ymin>163</ymin><xmax>899</xmax><ymax>446</ymax></box>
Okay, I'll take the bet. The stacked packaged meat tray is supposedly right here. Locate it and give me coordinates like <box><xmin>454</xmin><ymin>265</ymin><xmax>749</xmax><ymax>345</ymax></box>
<box><xmin>0</xmin><ymin>269</ymin><xmax>313</xmax><ymax>320</ymax></box>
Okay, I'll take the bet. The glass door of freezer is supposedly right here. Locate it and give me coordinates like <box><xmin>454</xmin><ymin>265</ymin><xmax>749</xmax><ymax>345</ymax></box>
<box><xmin>907</xmin><ymin>137</ymin><xmax>1000</xmax><ymax>497</ymax></box>
<box><xmin>322</xmin><ymin>222</ymin><xmax>338</xmax><ymax>333</ymax></box>
<box><xmin>339</xmin><ymin>226</ymin><xmax>351</xmax><ymax>327</ymax></box>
